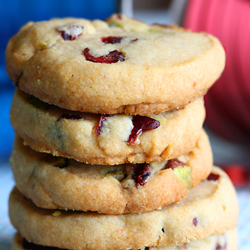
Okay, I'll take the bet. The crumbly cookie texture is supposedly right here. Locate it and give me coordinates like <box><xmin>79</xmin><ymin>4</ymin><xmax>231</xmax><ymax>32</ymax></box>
<box><xmin>10</xmin><ymin>89</ymin><xmax>205</xmax><ymax>165</ymax></box>
<box><xmin>11</xmin><ymin>130</ymin><xmax>212</xmax><ymax>214</ymax></box>
<box><xmin>11</xmin><ymin>228</ymin><xmax>237</xmax><ymax>250</ymax></box>
<box><xmin>9</xmin><ymin>167</ymin><xmax>238</xmax><ymax>250</ymax></box>
<box><xmin>6</xmin><ymin>14</ymin><xmax>225</xmax><ymax>115</ymax></box>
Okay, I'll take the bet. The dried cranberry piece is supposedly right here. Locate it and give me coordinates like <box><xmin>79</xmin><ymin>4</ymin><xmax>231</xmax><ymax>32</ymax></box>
<box><xmin>128</xmin><ymin>116</ymin><xmax>160</xmax><ymax>145</ymax></box>
<box><xmin>83</xmin><ymin>48</ymin><xmax>124</xmax><ymax>64</ymax></box>
<box><xmin>131</xmin><ymin>163</ymin><xmax>151</xmax><ymax>188</ymax></box>
<box><xmin>216</xmin><ymin>244</ymin><xmax>221</xmax><ymax>250</ymax></box>
<box><xmin>60</xmin><ymin>32</ymin><xmax>72</xmax><ymax>40</ymax></box>
<box><xmin>193</xmin><ymin>217</ymin><xmax>198</xmax><ymax>226</ymax></box>
<box><xmin>57</xmin><ymin>113</ymin><xmax>85</xmax><ymax>121</ymax></box>
<box><xmin>216</xmin><ymin>243</ymin><xmax>227</xmax><ymax>250</ymax></box>
<box><xmin>180</xmin><ymin>243</ymin><xmax>188</xmax><ymax>249</ymax></box>
<box><xmin>117</xmin><ymin>14</ymin><xmax>122</xmax><ymax>19</ymax></box>
<box><xmin>23</xmin><ymin>238</ymin><xmax>66</xmax><ymax>250</ymax></box>
<box><xmin>164</xmin><ymin>159</ymin><xmax>186</xmax><ymax>170</ymax></box>
<box><xmin>207</xmin><ymin>173</ymin><xmax>220</xmax><ymax>181</ymax></box>
<box><xmin>101</xmin><ymin>36</ymin><xmax>123</xmax><ymax>44</ymax></box>
<box><xmin>101</xmin><ymin>36</ymin><xmax>138</xmax><ymax>44</ymax></box>
<box><xmin>57</xmin><ymin>24</ymin><xmax>83</xmax><ymax>40</ymax></box>
<box><xmin>95</xmin><ymin>114</ymin><xmax>112</xmax><ymax>135</ymax></box>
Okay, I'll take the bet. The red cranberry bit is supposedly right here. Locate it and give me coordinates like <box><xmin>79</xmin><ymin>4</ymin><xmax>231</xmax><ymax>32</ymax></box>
<box><xmin>207</xmin><ymin>173</ymin><xmax>220</xmax><ymax>181</ymax></box>
<box><xmin>131</xmin><ymin>164</ymin><xmax>151</xmax><ymax>188</ymax></box>
<box><xmin>216</xmin><ymin>243</ymin><xmax>227</xmax><ymax>250</ymax></box>
<box><xmin>101</xmin><ymin>36</ymin><xmax>123</xmax><ymax>44</ymax></box>
<box><xmin>83</xmin><ymin>48</ymin><xmax>124</xmax><ymax>64</ymax></box>
<box><xmin>164</xmin><ymin>159</ymin><xmax>186</xmax><ymax>170</ymax></box>
<box><xmin>180</xmin><ymin>243</ymin><xmax>188</xmax><ymax>249</ymax></box>
<box><xmin>193</xmin><ymin>217</ymin><xmax>198</xmax><ymax>227</ymax></box>
<box><xmin>95</xmin><ymin>114</ymin><xmax>112</xmax><ymax>135</ymax></box>
<box><xmin>128</xmin><ymin>116</ymin><xmax>160</xmax><ymax>145</ymax></box>
<box><xmin>57</xmin><ymin>113</ymin><xmax>85</xmax><ymax>121</ymax></box>
<box><xmin>117</xmin><ymin>14</ymin><xmax>122</xmax><ymax>19</ymax></box>
<box><xmin>57</xmin><ymin>24</ymin><xmax>83</xmax><ymax>41</ymax></box>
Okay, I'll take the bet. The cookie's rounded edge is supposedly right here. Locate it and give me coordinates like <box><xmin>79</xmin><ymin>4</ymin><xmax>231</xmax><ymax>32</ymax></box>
<box><xmin>9</xmin><ymin>167</ymin><xmax>239</xmax><ymax>250</ymax></box>
<box><xmin>10</xmin><ymin>89</ymin><xmax>205</xmax><ymax>165</ymax></box>
<box><xmin>11</xmin><ymin>228</ymin><xmax>237</xmax><ymax>250</ymax></box>
<box><xmin>11</xmin><ymin>129</ymin><xmax>212</xmax><ymax>214</ymax></box>
<box><xmin>6</xmin><ymin>16</ymin><xmax>225</xmax><ymax>115</ymax></box>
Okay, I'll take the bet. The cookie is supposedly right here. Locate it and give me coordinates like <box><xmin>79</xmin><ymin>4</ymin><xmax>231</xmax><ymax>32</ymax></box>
<box><xmin>6</xmin><ymin>15</ymin><xmax>225</xmax><ymax>115</ymax></box>
<box><xmin>10</xmin><ymin>89</ymin><xmax>205</xmax><ymax>165</ymax></box>
<box><xmin>11</xmin><ymin>228</ymin><xmax>237</xmax><ymax>250</ymax></box>
<box><xmin>9</xmin><ymin>167</ymin><xmax>238</xmax><ymax>250</ymax></box>
<box><xmin>11</xmin><ymin>130</ymin><xmax>212</xmax><ymax>214</ymax></box>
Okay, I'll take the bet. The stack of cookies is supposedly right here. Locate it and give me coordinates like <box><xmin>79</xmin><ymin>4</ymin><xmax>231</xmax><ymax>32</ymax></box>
<box><xmin>6</xmin><ymin>14</ymin><xmax>238</xmax><ymax>250</ymax></box>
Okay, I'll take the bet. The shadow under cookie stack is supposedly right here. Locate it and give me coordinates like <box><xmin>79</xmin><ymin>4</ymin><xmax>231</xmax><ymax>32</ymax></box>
<box><xmin>6</xmin><ymin>14</ymin><xmax>238</xmax><ymax>250</ymax></box>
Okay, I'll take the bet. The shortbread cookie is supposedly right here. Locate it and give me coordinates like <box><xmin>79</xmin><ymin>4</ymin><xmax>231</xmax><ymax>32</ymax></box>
<box><xmin>11</xmin><ymin>130</ymin><xmax>212</xmax><ymax>214</ymax></box>
<box><xmin>6</xmin><ymin>15</ymin><xmax>225</xmax><ymax>115</ymax></box>
<box><xmin>9</xmin><ymin>167</ymin><xmax>238</xmax><ymax>250</ymax></box>
<box><xmin>11</xmin><ymin>229</ymin><xmax>237</xmax><ymax>250</ymax></box>
<box><xmin>10</xmin><ymin>90</ymin><xmax>205</xmax><ymax>165</ymax></box>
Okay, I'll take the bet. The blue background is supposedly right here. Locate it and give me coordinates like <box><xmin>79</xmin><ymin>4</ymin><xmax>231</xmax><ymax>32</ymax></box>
<box><xmin>0</xmin><ymin>0</ymin><xmax>118</xmax><ymax>160</ymax></box>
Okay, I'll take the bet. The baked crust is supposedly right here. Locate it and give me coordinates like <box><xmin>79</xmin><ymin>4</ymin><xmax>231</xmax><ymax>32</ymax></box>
<box><xmin>9</xmin><ymin>167</ymin><xmax>238</xmax><ymax>250</ymax></box>
<box><xmin>11</xmin><ymin>229</ymin><xmax>237</xmax><ymax>250</ymax></box>
<box><xmin>11</xmin><ymin>130</ymin><xmax>212</xmax><ymax>214</ymax></box>
<box><xmin>10</xmin><ymin>89</ymin><xmax>206</xmax><ymax>165</ymax></box>
<box><xmin>6</xmin><ymin>14</ymin><xmax>225</xmax><ymax>115</ymax></box>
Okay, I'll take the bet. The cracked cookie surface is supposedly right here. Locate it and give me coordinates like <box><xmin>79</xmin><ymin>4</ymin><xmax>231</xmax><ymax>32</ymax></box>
<box><xmin>9</xmin><ymin>167</ymin><xmax>238</xmax><ymax>250</ymax></box>
<box><xmin>11</xmin><ymin>130</ymin><xmax>212</xmax><ymax>214</ymax></box>
<box><xmin>11</xmin><ymin>89</ymin><xmax>205</xmax><ymax>165</ymax></box>
<box><xmin>6</xmin><ymin>14</ymin><xmax>225</xmax><ymax>115</ymax></box>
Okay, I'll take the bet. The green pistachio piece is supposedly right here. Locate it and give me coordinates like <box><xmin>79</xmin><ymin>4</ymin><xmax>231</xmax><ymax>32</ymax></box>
<box><xmin>108</xmin><ymin>22</ymin><xmax>123</xmax><ymax>28</ymax></box>
<box><xmin>107</xmin><ymin>170</ymin><xmax>127</xmax><ymax>182</ymax></box>
<box><xmin>148</xmin><ymin>29</ymin><xmax>163</xmax><ymax>33</ymax></box>
<box><xmin>173</xmin><ymin>166</ymin><xmax>192</xmax><ymax>189</ymax></box>
<box><xmin>108</xmin><ymin>21</ymin><xmax>149</xmax><ymax>32</ymax></box>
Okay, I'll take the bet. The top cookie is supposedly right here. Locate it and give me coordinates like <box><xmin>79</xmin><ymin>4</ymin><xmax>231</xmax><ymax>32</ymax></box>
<box><xmin>6</xmin><ymin>14</ymin><xmax>225</xmax><ymax>115</ymax></box>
